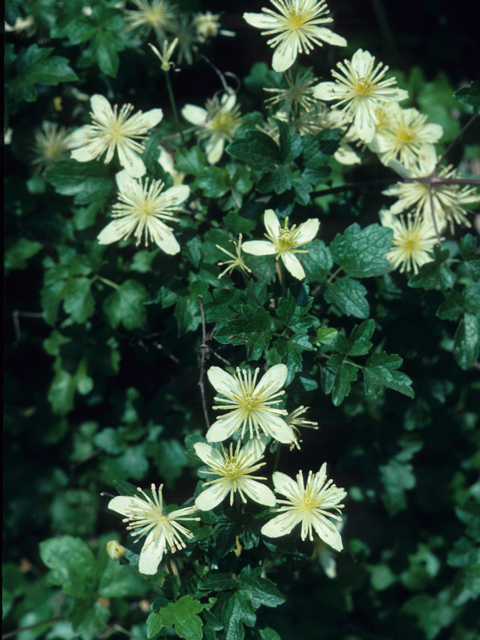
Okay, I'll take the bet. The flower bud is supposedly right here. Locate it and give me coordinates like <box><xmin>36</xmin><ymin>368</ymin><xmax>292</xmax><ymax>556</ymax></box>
<box><xmin>106</xmin><ymin>540</ymin><xmax>126</xmax><ymax>561</ymax></box>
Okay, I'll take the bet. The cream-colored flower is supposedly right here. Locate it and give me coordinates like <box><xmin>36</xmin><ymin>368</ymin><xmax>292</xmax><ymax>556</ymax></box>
<box><xmin>71</xmin><ymin>94</ymin><xmax>163</xmax><ymax>178</ymax></box>
<box><xmin>206</xmin><ymin>364</ymin><xmax>295</xmax><ymax>444</ymax></box>
<box><xmin>286</xmin><ymin>405</ymin><xmax>318</xmax><ymax>449</ymax></box>
<box><xmin>373</xmin><ymin>107</ymin><xmax>443</xmax><ymax>168</ymax></box>
<box><xmin>149</xmin><ymin>39</ymin><xmax>178</xmax><ymax>71</ymax></box>
<box><xmin>97</xmin><ymin>170</ymin><xmax>189</xmax><ymax>252</ymax></box>
<box><xmin>106</xmin><ymin>540</ymin><xmax>126</xmax><ymax>561</ymax></box>
<box><xmin>4</xmin><ymin>15</ymin><xmax>36</xmax><ymax>37</ymax></box>
<box><xmin>244</xmin><ymin>0</ymin><xmax>347</xmax><ymax>73</ymax></box>
<box><xmin>313</xmin><ymin>49</ymin><xmax>409</xmax><ymax>143</ymax></box>
<box><xmin>312</xmin><ymin>517</ymin><xmax>345</xmax><ymax>577</ymax></box>
<box><xmin>108</xmin><ymin>484</ymin><xmax>198</xmax><ymax>575</ymax></box>
<box><xmin>384</xmin><ymin>150</ymin><xmax>480</xmax><ymax>232</ymax></box>
<box><xmin>242</xmin><ymin>209</ymin><xmax>320</xmax><ymax>280</ymax></box>
<box><xmin>322</xmin><ymin>109</ymin><xmax>361</xmax><ymax>165</ymax></box>
<box><xmin>193</xmin><ymin>11</ymin><xmax>233</xmax><ymax>41</ymax></box>
<box><xmin>261</xmin><ymin>465</ymin><xmax>346</xmax><ymax>550</ymax></box>
<box><xmin>380</xmin><ymin>210</ymin><xmax>438</xmax><ymax>274</ymax></box>
<box><xmin>182</xmin><ymin>93</ymin><xmax>242</xmax><ymax>164</ymax></box>
<box><xmin>124</xmin><ymin>0</ymin><xmax>176</xmax><ymax>40</ymax></box>
<box><xmin>31</xmin><ymin>121</ymin><xmax>83</xmax><ymax>171</ymax></box>
<box><xmin>216</xmin><ymin>234</ymin><xmax>252</xmax><ymax>279</ymax></box>
<box><xmin>194</xmin><ymin>440</ymin><xmax>276</xmax><ymax>510</ymax></box>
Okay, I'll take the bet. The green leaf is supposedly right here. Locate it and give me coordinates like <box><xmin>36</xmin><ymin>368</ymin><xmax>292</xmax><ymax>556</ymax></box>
<box><xmin>239</xmin><ymin>570</ymin><xmax>285</xmax><ymax>609</ymax></box>
<box><xmin>276</xmin><ymin>290</ymin><xmax>315</xmax><ymax>333</ymax></box>
<box><xmin>9</xmin><ymin>45</ymin><xmax>78</xmax><ymax>103</ymax></box>
<box><xmin>197</xmin><ymin>167</ymin><xmax>231</xmax><ymax>197</ymax></box>
<box><xmin>68</xmin><ymin>600</ymin><xmax>110</xmax><ymax>640</ymax></box>
<box><xmin>326</xmin><ymin>354</ymin><xmax>358</xmax><ymax>406</ymax></box>
<box><xmin>302</xmin><ymin>239</ymin><xmax>333</xmax><ymax>283</ymax></box>
<box><xmin>256</xmin><ymin>165</ymin><xmax>293</xmax><ymax>195</ymax></box>
<box><xmin>302</xmin><ymin>128</ymin><xmax>342</xmax><ymax>170</ymax></box>
<box><xmin>463</xmin><ymin>284</ymin><xmax>480</xmax><ymax>312</ymax></box>
<box><xmin>103</xmin><ymin>280</ymin><xmax>148</xmax><ymax>330</ymax></box>
<box><xmin>447</xmin><ymin>538</ymin><xmax>480</xmax><ymax>568</ymax></box>
<box><xmin>333</xmin><ymin>320</ymin><xmax>375</xmax><ymax>356</ymax></box>
<box><xmin>5</xmin><ymin>237</ymin><xmax>43</xmax><ymax>272</ymax></box>
<box><xmin>215</xmin><ymin>305</ymin><xmax>272</xmax><ymax>360</ymax></box>
<box><xmin>90</xmin><ymin>31</ymin><xmax>119</xmax><ymax>77</ymax></box>
<box><xmin>175</xmin><ymin>296</ymin><xmax>201</xmax><ymax>336</ymax></box>
<box><xmin>227</xmin><ymin>129</ymin><xmax>281</xmax><ymax>171</ymax></box>
<box><xmin>454</xmin><ymin>80</ymin><xmax>480</xmax><ymax>114</ymax></box>
<box><xmin>214</xmin><ymin>590</ymin><xmax>256</xmax><ymax>640</ymax></box>
<box><xmin>452</xmin><ymin>563</ymin><xmax>480</xmax><ymax>605</ymax></box>
<box><xmin>45</xmin><ymin>160</ymin><xmax>115</xmax><ymax>205</ymax></box>
<box><xmin>39</xmin><ymin>536</ymin><xmax>98</xmax><ymax>599</ymax></box>
<box><xmin>436</xmin><ymin>290</ymin><xmax>464</xmax><ymax>320</ymax></box>
<box><xmin>330</xmin><ymin>223</ymin><xmax>392</xmax><ymax>277</ymax></box>
<box><xmin>198</xmin><ymin>573</ymin><xmax>237</xmax><ymax>592</ymax></box>
<box><xmin>62</xmin><ymin>277</ymin><xmax>95</xmax><ymax>324</ymax></box>
<box><xmin>380</xmin><ymin>459</ymin><xmax>416</xmax><ymax>516</ymax></box>
<box><xmin>153</xmin><ymin>439</ymin><xmax>188</xmax><ymax>484</ymax></box>
<box><xmin>454</xmin><ymin>313</ymin><xmax>480</xmax><ymax>370</ymax></box>
<box><xmin>363</xmin><ymin>352</ymin><xmax>414</xmax><ymax>398</ymax></box>
<box><xmin>409</xmin><ymin>246</ymin><xmax>455</xmax><ymax>291</ymax></box>
<box><xmin>147</xmin><ymin>595</ymin><xmax>203</xmax><ymax>640</ymax></box>
<box><xmin>48</xmin><ymin>356</ymin><xmax>91</xmax><ymax>416</ymax></box>
<box><xmin>401</xmin><ymin>594</ymin><xmax>456</xmax><ymax>640</ymax></box>
<box><xmin>175</xmin><ymin>147</ymin><xmax>207</xmax><ymax>177</ymax></box>
<box><xmin>324</xmin><ymin>277</ymin><xmax>370</xmax><ymax>318</ymax></box>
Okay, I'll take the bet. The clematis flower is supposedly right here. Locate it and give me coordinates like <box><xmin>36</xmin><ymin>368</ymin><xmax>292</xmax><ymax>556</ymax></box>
<box><xmin>242</xmin><ymin>209</ymin><xmax>319</xmax><ymax>280</ymax></box>
<box><xmin>261</xmin><ymin>464</ymin><xmax>346</xmax><ymax>551</ymax></box>
<box><xmin>206</xmin><ymin>364</ymin><xmax>295</xmax><ymax>444</ymax></box>
<box><xmin>380</xmin><ymin>211</ymin><xmax>438</xmax><ymax>274</ymax></box>
<box><xmin>216</xmin><ymin>234</ymin><xmax>252</xmax><ymax>279</ymax></box>
<box><xmin>194</xmin><ymin>440</ymin><xmax>276</xmax><ymax>510</ymax></box>
<box><xmin>31</xmin><ymin>121</ymin><xmax>84</xmax><ymax>172</ymax></box>
<box><xmin>244</xmin><ymin>0</ymin><xmax>347</xmax><ymax>73</ymax></box>
<box><xmin>71</xmin><ymin>94</ymin><xmax>163</xmax><ymax>178</ymax></box>
<box><xmin>182</xmin><ymin>93</ymin><xmax>242</xmax><ymax>164</ymax></box>
<box><xmin>108</xmin><ymin>484</ymin><xmax>198</xmax><ymax>575</ymax></box>
<box><xmin>124</xmin><ymin>0</ymin><xmax>176</xmax><ymax>41</ymax></box>
<box><xmin>313</xmin><ymin>49</ymin><xmax>409</xmax><ymax>143</ymax></box>
<box><xmin>97</xmin><ymin>170</ymin><xmax>189</xmax><ymax>252</ymax></box>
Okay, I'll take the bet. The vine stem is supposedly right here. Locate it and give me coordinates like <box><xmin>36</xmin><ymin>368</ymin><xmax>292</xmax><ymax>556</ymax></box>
<box><xmin>197</xmin><ymin>295</ymin><xmax>211</xmax><ymax>430</ymax></box>
<box><xmin>164</xmin><ymin>70</ymin><xmax>186</xmax><ymax>146</ymax></box>
<box><xmin>241</xmin><ymin>271</ymin><xmax>263</xmax><ymax>307</ymax></box>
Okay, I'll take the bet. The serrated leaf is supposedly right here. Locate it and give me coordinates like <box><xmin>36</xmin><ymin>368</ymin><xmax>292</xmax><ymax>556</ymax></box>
<box><xmin>198</xmin><ymin>573</ymin><xmax>237</xmax><ymax>592</ymax></box>
<box><xmin>5</xmin><ymin>237</ymin><xmax>43</xmax><ymax>272</ymax></box>
<box><xmin>215</xmin><ymin>305</ymin><xmax>271</xmax><ymax>360</ymax></box>
<box><xmin>62</xmin><ymin>277</ymin><xmax>95</xmax><ymax>323</ymax></box>
<box><xmin>363</xmin><ymin>352</ymin><xmax>414</xmax><ymax>398</ymax></box>
<box><xmin>333</xmin><ymin>320</ymin><xmax>375</xmax><ymax>356</ymax></box>
<box><xmin>454</xmin><ymin>80</ymin><xmax>480</xmax><ymax>114</ymax></box>
<box><xmin>302</xmin><ymin>239</ymin><xmax>333</xmax><ymax>282</ymax></box>
<box><xmin>436</xmin><ymin>290</ymin><xmax>464</xmax><ymax>320</ymax></box>
<box><xmin>175</xmin><ymin>147</ymin><xmax>207</xmax><ymax>177</ymax></box>
<box><xmin>324</xmin><ymin>277</ymin><xmax>370</xmax><ymax>318</ymax></box>
<box><xmin>45</xmin><ymin>160</ymin><xmax>115</xmax><ymax>205</ymax></box>
<box><xmin>103</xmin><ymin>280</ymin><xmax>148</xmax><ymax>330</ymax></box>
<box><xmin>90</xmin><ymin>31</ymin><xmax>119</xmax><ymax>77</ymax></box>
<box><xmin>39</xmin><ymin>536</ymin><xmax>98</xmax><ymax>599</ymax></box>
<box><xmin>454</xmin><ymin>313</ymin><xmax>480</xmax><ymax>370</ymax></box>
<box><xmin>380</xmin><ymin>459</ymin><xmax>416</xmax><ymax>516</ymax></box>
<box><xmin>226</xmin><ymin>129</ymin><xmax>281</xmax><ymax>171</ymax></box>
<box><xmin>214</xmin><ymin>590</ymin><xmax>256</xmax><ymax>640</ymax></box>
<box><xmin>256</xmin><ymin>165</ymin><xmax>293</xmax><ymax>195</ymax></box>
<box><xmin>239</xmin><ymin>572</ymin><xmax>285</xmax><ymax>609</ymax></box>
<box><xmin>330</xmin><ymin>223</ymin><xmax>392</xmax><ymax>277</ymax></box>
<box><xmin>147</xmin><ymin>595</ymin><xmax>203</xmax><ymax>640</ymax></box>
<box><xmin>409</xmin><ymin>246</ymin><xmax>455</xmax><ymax>291</ymax></box>
<box><xmin>326</xmin><ymin>354</ymin><xmax>358</xmax><ymax>406</ymax></box>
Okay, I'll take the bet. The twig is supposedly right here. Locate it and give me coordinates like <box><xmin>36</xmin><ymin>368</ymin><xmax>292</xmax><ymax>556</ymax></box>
<box><xmin>12</xmin><ymin>310</ymin><xmax>44</xmax><ymax>346</ymax></box>
<box><xmin>2</xmin><ymin>618</ymin><xmax>64</xmax><ymax>639</ymax></box>
<box><xmin>230</xmin><ymin>186</ymin><xmax>241</xmax><ymax>208</ymax></box>
<box><xmin>436</xmin><ymin>113</ymin><xmax>479</xmax><ymax>170</ymax></box>
<box><xmin>197</xmin><ymin>295</ymin><xmax>210</xmax><ymax>430</ymax></box>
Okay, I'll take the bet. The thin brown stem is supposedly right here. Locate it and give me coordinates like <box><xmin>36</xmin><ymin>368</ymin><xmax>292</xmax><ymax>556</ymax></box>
<box><xmin>436</xmin><ymin>113</ymin><xmax>479</xmax><ymax>170</ymax></box>
<box><xmin>197</xmin><ymin>295</ymin><xmax>210</xmax><ymax>430</ymax></box>
<box><xmin>2</xmin><ymin>618</ymin><xmax>65</xmax><ymax>639</ymax></box>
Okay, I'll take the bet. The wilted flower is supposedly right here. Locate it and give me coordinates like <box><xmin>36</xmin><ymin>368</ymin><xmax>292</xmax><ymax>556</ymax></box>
<box><xmin>264</xmin><ymin>68</ymin><xmax>319</xmax><ymax>114</ymax></box>
<box><xmin>216</xmin><ymin>234</ymin><xmax>252</xmax><ymax>279</ymax></box>
<box><xmin>108</xmin><ymin>484</ymin><xmax>198</xmax><ymax>575</ymax></box>
<box><xmin>149</xmin><ymin>39</ymin><xmax>178</xmax><ymax>71</ymax></box>
<box><xmin>242</xmin><ymin>209</ymin><xmax>320</xmax><ymax>280</ymax></box>
<box><xmin>97</xmin><ymin>170</ymin><xmax>189</xmax><ymax>252</ymax></box>
<box><xmin>31</xmin><ymin>121</ymin><xmax>83</xmax><ymax>172</ymax></box>
<box><xmin>261</xmin><ymin>465</ymin><xmax>346</xmax><ymax>551</ymax></box>
<box><xmin>106</xmin><ymin>540</ymin><xmax>126</xmax><ymax>561</ymax></box>
<box><xmin>384</xmin><ymin>150</ymin><xmax>480</xmax><ymax>232</ymax></box>
<box><xmin>380</xmin><ymin>211</ymin><xmax>438</xmax><ymax>274</ymax></box>
<box><xmin>71</xmin><ymin>94</ymin><xmax>163</xmax><ymax>178</ymax></box>
<box><xmin>206</xmin><ymin>364</ymin><xmax>295</xmax><ymax>444</ymax></box>
<box><xmin>124</xmin><ymin>0</ymin><xmax>176</xmax><ymax>40</ymax></box>
<box><xmin>170</xmin><ymin>15</ymin><xmax>197</xmax><ymax>65</ymax></box>
<box><xmin>182</xmin><ymin>93</ymin><xmax>242</xmax><ymax>164</ymax></box>
<box><xmin>194</xmin><ymin>440</ymin><xmax>276</xmax><ymax>510</ymax></box>
<box><xmin>313</xmin><ymin>49</ymin><xmax>409</xmax><ymax>143</ymax></box>
<box><xmin>373</xmin><ymin>107</ymin><xmax>443</xmax><ymax>168</ymax></box>
<box><xmin>244</xmin><ymin>0</ymin><xmax>347</xmax><ymax>73</ymax></box>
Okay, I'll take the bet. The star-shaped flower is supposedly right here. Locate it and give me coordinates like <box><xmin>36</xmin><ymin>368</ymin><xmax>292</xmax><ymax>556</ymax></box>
<box><xmin>244</xmin><ymin>0</ymin><xmax>347</xmax><ymax>73</ymax></box>
<box><xmin>206</xmin><ymin>364</ymin><xmax>295</xmax><ymax>444</ymax></box>
<box><xmin>313</xmin><ymin>49</ymin><xmax>408</xmax><ymax>143</ymax></box>
<box><xmin>242</xmin><ymin>209</ymin><xmax>319</xmax><ymax>280</ymax></box>
<box><xmin>97</xmin><ymin>170</ymin><xmax>189</xmax><ymax>252</ymax></box>
<box><xmin>380</xmin><ymin>211</ymin><xmax>438</xmax><ymax>274</ymax></box>
<box><xmin>194</xmin><ymin>440</ymin><xmax>276</xmax><ymax>510</ymax></box>
<box><xmin>216</xmin><ymin>234</ymin><xmax>252</xmax><ymax>279</ymax></box>
<box><xmin>108</xmin><ymin>484</ymin><xmax>198</xmax><ymax>575</ymax></box>
<box><xmin>71</xmin><ymin>94</ymin><xmax>163</xmax><ymax>178</ymax></box>
<box><xmin>261</xmin><ymin>464</ymin><xmax>346</xmax><ymax>550</ymax></box>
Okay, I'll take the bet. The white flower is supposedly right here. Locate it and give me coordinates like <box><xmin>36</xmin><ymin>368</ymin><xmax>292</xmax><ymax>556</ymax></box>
<box><xmin>384</xmin><ymin>149</ymin><xmax>480</xmax><ymax>232</ymax></box>
<box><xmin>242</xmin><ymin>209</ymin><xmax>319</xmax><ymax>280</ymax></box>
<box><xmin>244</xmin><ymin>0</ymin><xmax>347</xmax><ymax>73</ymax></box>
<box><xmin>261</xmin><ymin>465</ymin><xmax>346</xmax><ymax>551</ymax></box>
<box><xmin>380</xmin><ymin>210</ymin><xmax>438</xmax><ymax>274</ymax></box>
<box><xmin>313</xmin><ymin>49</ymin><xmax>409</xmax><ymax>143</ymax></box>
<box><xmin>312</xmin><ymin>517</ymin><xmax>345</xmax><ymax>578</ymax></box>
<box><xmin>182</xmin><ymin>93</ymin><xmax>242</xmax><ymax>164</ymax></box>
<box><xmin>206</xmin><ymin>364</ymin><xmax>295</xmax><ymax>444</ymax></box>
<box><xmin>216</xmin><ymin>234</ymin><xmax>252</xmax><ymax>279</ymax></box>
<box><xmin>71</xmin><ymin>94</ymin><xmax>163</xmax><ymax>178</ymax></box>
<box><xmin>31</xmin><ymin>122</ymin><xmax>83</xmax><ymax>172</ymax></box>
<box><xmin>97</xmin><ymin>170</ymin><xmax>189</xmax><ymax>252</ymax></box>
<box><xmin>124</xmin><ymin>0</ymin><xmax>176</xmax><ymax>40</ymax></box>
<box><xmin>108</xmin><ymin>484</ymin><xmax>198</xmax><ymax>575</ymax></box>
<box><xmin>194</xmin><ymin>440</ymin><xmax>276</xmax><ymax>510</ymax></box>
<box><xmin>373</xmin><ymin>107</ymin><xmax>443</xmax><ymax>168</ymax></box>
<box><xmin>286</xmin><ymin>405</ymin><xmax>318</xmax><ymax>449</ymax></box>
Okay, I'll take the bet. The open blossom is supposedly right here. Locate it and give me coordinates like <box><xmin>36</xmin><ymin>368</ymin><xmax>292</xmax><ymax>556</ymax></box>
<box><xmin>244</xmin><ymin>0</ymin><xmax>347</xmax><ymax>73</ymax></box>
<box><xmin>313</xmin><ymin>49</ymin><xmax>409</xmax><ymax>143</ymax></box>
<box><xmin>242</xmin><ymin>209</ymin><xmax>320</xmax><ymax>280</ymax></box>
<box><xmin>108</xmin><ymin>484</ymin><xmax>198</xmax><ymax>575</ymax></box>
<box><xmin>372</xmin><ymin>106</ymin><xmax>443</xmax><ymax>168</ymax></box>
<box><xmin>206</xmin><ymin>364</ymin><xmax>295</xmax><ymax>444</ymax></box>
<box><xmin>71</xmin><ymin>94</ymin><xmax>163</xmax><ymax>178</ymax></box>
<box><xmin>216</xmin><ymin>234</ymin><xmax>252</xmax><ymax>279</ymax></box>
<box><xmin>31</xmin><ymin>122</ymin><xmax>84</xmax><ymax>172</ymax></box>
<box><xmin>182</xmin><ymin>93</ymin><xmax>242</xmax><ymax>164</ymax></box>
<box><xmin>194</xmin><ymin>440</ymin><xmax>276</xmax><ymax>510</ymax></box>
<box><xmin>384</xmin><ymin>149</ymin><xmax>480</xmax><ymax>232</ymax></box>
<box><xmin>261</xmin><ymin>465</ymin><xmax>346</xmax><ymax>551</ymax></box>
<box><xmin>124</xmin><ymin>0</ymin><xmax>176</xmax><ymax>40</ymax></box>
<box><xmin>97</xmin><ymin>170</ymin><xmax>189</xmax><ymax>252</ymax></box>
<box><xmin>380</xmin><ymin>211</ymin><xmax>438</xmax><ymax>274</ymax></box>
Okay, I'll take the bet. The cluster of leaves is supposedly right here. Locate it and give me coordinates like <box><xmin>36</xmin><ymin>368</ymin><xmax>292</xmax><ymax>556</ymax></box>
<box><xmin>4</xmin><ymin>1</ymin><xmax>480</xmax><ymax>640</ymax></box>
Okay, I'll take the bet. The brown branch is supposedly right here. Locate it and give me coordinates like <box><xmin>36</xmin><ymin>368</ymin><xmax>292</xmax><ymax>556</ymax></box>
<box><xmin>2</xmin><ymin>618</ymin><xmax>65</xmax><ymax>639</ymax></box>
<box><xmin>197</xmin><ymin>295</ymin><xmax>210</xmax><ymax>430</ymax></box>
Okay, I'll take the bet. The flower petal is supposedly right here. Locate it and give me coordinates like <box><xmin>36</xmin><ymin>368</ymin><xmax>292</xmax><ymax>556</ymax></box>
<box><xmin>108</xmin><ymin>495</ymin><xmax>138</xmax><ymax>516</ymax></box>
<box><xmin>314</xmin><ymin>28</ymin><xmax>347</xmax><ymax>46</ymax></box>
<box><xmin>313</xmin><ymin>82</ymin><xmax>341</xmax><ymax>101</ymax></box>
<box><xmin>264</xmin><ymin>209</ymin><xmax>280</xmax><ymax>236</ymax></box>
<box><xmin>207</xmin><ymin>366</ymin><xmax>236</xmax><ymax>395</ymax></box>
<box><xmin>272</xmin><ymin>43</ymin><xmax>297</xmax><ymax>73</ymax></box>
<box><xmin>313</xmin><ymin>518</ymin><xmax>343</xmax><ymax>552</ymax></box>
<box><xmin>261</xmin><ymin>511</ymin><xmax>300</xmax><ymax>538</ymax></box>
<box><xmin>194</xmin><ymin>442</ymin><xmax>222</xmax><ymax>466</ymax></box>
<box><xmin>241</xmin><ymin>240</ymin><xmax>276</xmax><ymax>256</ymax></box>
<box><xmin>117</xmin><ymin>144</ymin><xmax>146</xmax><ymax>178</ymax></box>
<box><xmin>138</xmin><ymin>529</ymin><xmax>164</xmax><ymax>575</ymax></box>
<box><xmin>282</xmin><ymin>253</ymin><xmax>305</xmax><ymax>280</ymax></box>
<box><xmin>242</xmin><ymin>480</ymin><xmax>276</xmax><ymax>507</ymax></box>
<box><xmin>296</xmin><ymin>218</ymin><xmax>320</xmax><ymax>244</ymax></box>
<box><xmin>195</xmin><ymin>483</ymin><xmax>227</xmax><ymax>511</ymax></box>
<box><xmin>182</xmin><ymin>104</ymin><xmax>208</xmax><ymax>126</ymax></box>
<box><xmin>205</xmin><ymin>416</ymin><xmax>237</xmax><ymax>442</ymax></box>
<box><xmin>97</xmin><ymin>219</ymin><xmax>135</xmax><ymax>244</ymax></box>
<box><xmin>254</xmin><ymin>363</ymin><xmax>287</xmax><ymax>396</ymax></box>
